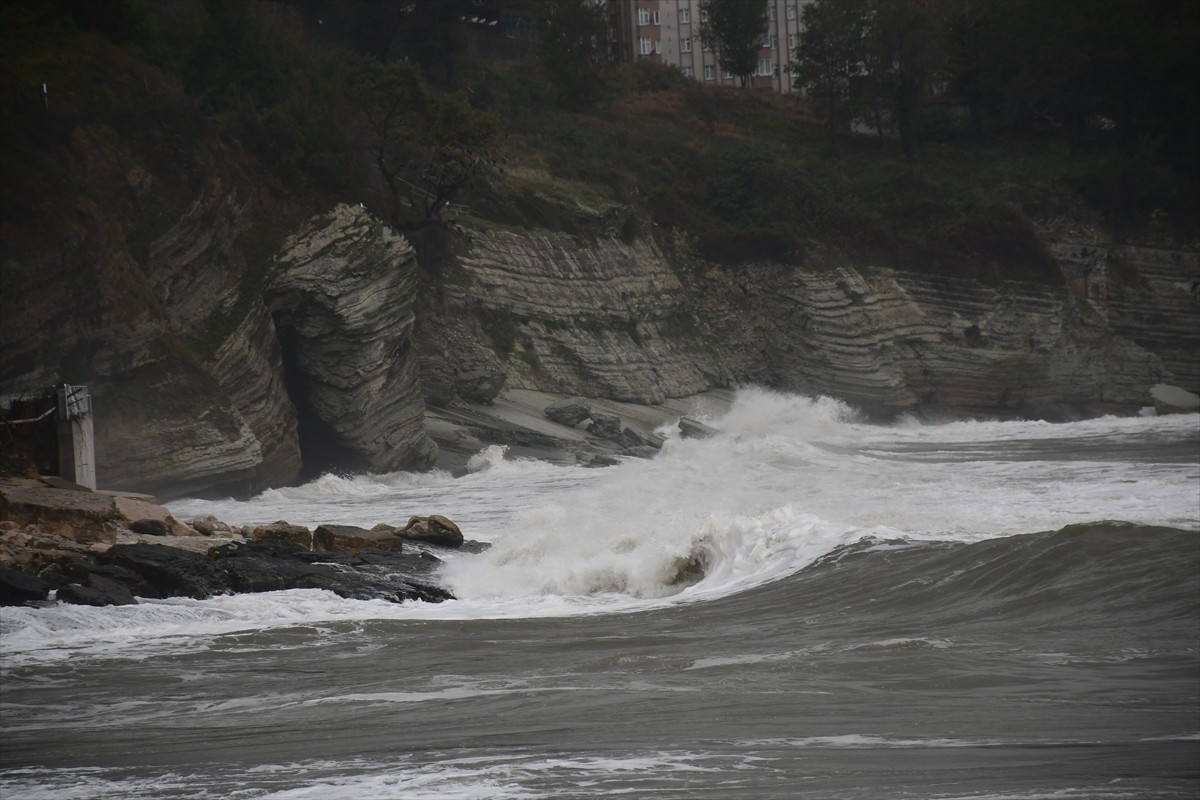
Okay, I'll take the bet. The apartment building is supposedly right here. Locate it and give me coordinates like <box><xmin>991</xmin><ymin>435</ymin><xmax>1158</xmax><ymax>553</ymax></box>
<box><xmin>610</xmin><ymin>0</ymin><xmax>812</xmax><ymax>94</ymax></box>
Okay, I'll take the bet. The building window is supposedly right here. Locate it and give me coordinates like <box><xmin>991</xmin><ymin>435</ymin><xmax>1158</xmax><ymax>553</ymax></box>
<box><xmin>767</xmin><ymin>5</ymin><xmax>776</xmax><ymax>21</ymax></box>
<box><xmin>655</xmin><ymin>39</ymin><xmax>662</xmax><ymax>54</ymax></box>
<box><xmin>723</xmin><ymin>69</ymin><xmax>733</xmax><ymax>80</ymax></box>
<box><xmin>788</xmin><ymin>33</ymin><xmax>798</xmax><ymax>50</ymax></box>
<box><xmin>703</xmin><ymin>65</ymin><xmax>714</xmax><ymax>80</ymax></box>
<box><xmin>639</xmin><ymin>37</ymin><xmax>653</xmax><ymax>55</ymax></box>
<box><xmin>638</xmin><ymin>7</ymin><xmax>650</xmax><ymax>26</ymax></box>
<box><xmin>759</xmin><ymin>58</ymin><xmax>774</xmax><ymax>76</ymax></box>
<box><xmin>682</xmin><ymin>66</ymin><xmax>694</xmax><ymax>78</ymax></box>
<box><xmin>653</xmin><ymin>10</ymin><xmax>661</xmax><ymax>25</ymax></box>
<box><xmin>787</xmin><ymin>4</ymin><xmax>797</xmax><ymax>21</ymax></box>
<box><xmin>770</xmin><ymin>34</ymin><xmax>778</xmax><ymax>50</ymax></box>
<box><xmin>681</xmin><ymin>37</ymin><xmax>692</xmax><ymax>53</ymax></box>
<box><xmin>680</xmin><ymin>7</ymin><xmax>690</xmax><ymax>24</ymax></box>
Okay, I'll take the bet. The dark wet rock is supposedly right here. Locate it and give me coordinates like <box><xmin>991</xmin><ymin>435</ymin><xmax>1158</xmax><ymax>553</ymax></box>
<box><xmin>57</xmin><ymin>573</ymin><xmax>137</xmax><ymax>606</ymax></box>
<box><xmin>0</xmin><ymin>564</ymin><xmax>50</xmax><ymax>605</ymax></box>
<box><xmin>63</xmin><ymin>558</ymin><xmax>152</xmax><ymax>595</ymax></box>
<box><xmin>98</xmin><ymin>543</ymin><xmax>227</xmax><ymax>599</ymax></box>
<box><xmin>678</xmin><ymin>417</ymin><xmax>719</xmax><ymax>439</ymax></box>
<box><xmin>588</xmin><ymin>412</ymin><xmax>623</xmax><ymax>441</ymax></box>
<box><xmin>400</xmin><ymin>515</ymin><xmax>464</xmax><ymax>549</ymax></box>
<box><xmin>75</xmin><ymin>538</ymin><xmax>458</xmax><ymax>604</ymax></box>
<box><xmin>314</xmin><ymin>524</ymin><xmax>403</xmax><ymax>554</ymax></box>
<box><xmin>129</xmin><ymin>518</ymin><xmax>171</xmax><ymax>536</ymax></box>
<box><xmin>544</xmin><ymin>397</ymin><xmax>592</xmax><ymax>427</ymax></box>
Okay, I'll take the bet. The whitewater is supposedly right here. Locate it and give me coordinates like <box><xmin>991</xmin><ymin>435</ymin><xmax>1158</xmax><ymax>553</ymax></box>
<box><xmin>2</xmin><ymin>388</ymin><xmax>1197</xmax><ymax>799</ymax></box>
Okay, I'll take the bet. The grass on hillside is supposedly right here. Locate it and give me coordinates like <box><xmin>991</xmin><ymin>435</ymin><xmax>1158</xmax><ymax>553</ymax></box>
<box><xmin>464</xmin><ymin>61</ymin><xmax>1193</xmax><ymax>285</ymax></box>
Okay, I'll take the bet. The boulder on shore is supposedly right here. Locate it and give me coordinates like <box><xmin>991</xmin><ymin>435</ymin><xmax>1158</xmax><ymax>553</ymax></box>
<box><xmin>314</xmin><ymin>524</ymin><xmax>403</xmax><ymax>554</ymax></box>
<box><xmin>544</xmin><ymin>397</ymin><xmax>593</xmax><ymax>427</ymax></box>
<box><xmin>1150</xmin><ymin>383</ymin><xmax>1200</xmax><ymax>415</ymax></box>
<box><xmin>245</xmin><ymin>521</ymin><xmax>313</xmax><ymax>549</ymax></box>
<box><xmin>400</xmin><ymin>515</ymin><xmax>464</xmax><ymax>548</ymax></box>
<box><xmin>0</xmin><ymin>564</ymin><xmax>50</xmax><ymax>605</ymax></box>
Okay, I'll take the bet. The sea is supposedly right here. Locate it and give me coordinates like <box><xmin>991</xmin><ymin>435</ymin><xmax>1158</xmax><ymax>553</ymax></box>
<box><xmin>1</xmin><ymin>388</ymin><xmax>1197</xmax><ymax>800</ymax></box>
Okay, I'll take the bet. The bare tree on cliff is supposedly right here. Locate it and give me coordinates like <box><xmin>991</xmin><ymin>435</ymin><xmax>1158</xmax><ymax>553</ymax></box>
<box><xmin>699</xmin><ymin>0</ymin><xmax>767</xmax><ymax>88</ymax></box>
<box><xmin>347</xmin><ymin>59</ymin><xmax>502</xmax><ymax>230</ymax></box>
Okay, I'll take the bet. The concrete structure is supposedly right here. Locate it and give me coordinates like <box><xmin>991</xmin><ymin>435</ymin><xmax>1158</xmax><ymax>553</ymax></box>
<box><xmin>56</xmin><ymin>385</ymin><xmax>95</xmax><ymax>489</ymax></box>
<box><xmin>609</xmin><ymin>0</ymin><xmax>812</xmax><ymax>94</ymax></box>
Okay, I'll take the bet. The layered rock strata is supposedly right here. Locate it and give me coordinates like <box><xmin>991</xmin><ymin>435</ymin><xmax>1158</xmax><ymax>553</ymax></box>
<box><xmin>700</xmin><ymin>263</ymin><xmax>1166</xmax><ymax>418</ymax></box>
<box><xmin>268</xmin><ymin>206</ymin><xmax>437</xmax><ymax>474</ymax></box>
<box><xmin>1053</xmin><ymin>243</ymin><xmax>1199</xmax><ymax>392</ymax></box>
<box><xmin>426</xmin><ymin>226</ymin><xmax>726</xmax><ymax>405</ymax></box>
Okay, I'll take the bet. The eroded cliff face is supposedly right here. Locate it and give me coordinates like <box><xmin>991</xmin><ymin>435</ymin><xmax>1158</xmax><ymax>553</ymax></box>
<box><xmin>0</xmin><ymin>126</ymin><xmax>279</xmax><ymax>498</ymax></box>
<box><xmin>267</xmin><ymin>206</ymin><xmax>436</xmax><ymax>476</ymax></box>
<box><xmin>0</xmin><ymin>114</ymin><xmax>434</xmax><ymax>498</ymax></box>
<box><xmin>419</xmin><ymin>208</ymin><xmax>1193</xmax><ymax>421</ymax></box>
<box><xmin>4</xmin><ymin>118</ymin><xmax>1192</xmax><ymax>497</ymax></box>
<box><xmin>699</xmin><ymin>263</ymin><xmax>1168</xmax><ymax>419</ymax></box>
<box><xmin>418</xmin><ymin>224</ymin><xmax>727</xmax><ymax>406</ymax></box>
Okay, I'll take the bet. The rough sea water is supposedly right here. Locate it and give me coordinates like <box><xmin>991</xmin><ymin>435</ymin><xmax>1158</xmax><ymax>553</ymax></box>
<box><xmin>2</xmin><ymin>388</ymin><xmax>1197</xmax><ymax>800</ymax></box>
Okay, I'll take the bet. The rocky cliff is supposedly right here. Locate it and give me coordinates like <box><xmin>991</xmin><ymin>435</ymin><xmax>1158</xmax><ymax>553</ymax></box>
<box><xmin>4</xmin><ymin>141</ymin><xmax>1194</xmax><ymax>497</ymax></box>
<box><xmin>418</xmin><ymin>222</ymin><xmax>726</xmax><ymax>407</ymax></box>
<box><xmin>1</xmin><ymin>121</ymin><xmax>434</xmax><ymax>500</ymax></box>
<box><xmin>267</xmin><ymin>206</ymin><xmax>436</xmax><ymax>476</ymax></box>
<box><xmin>417</xmin><ymin>208</ymin><xmax>1194</xmax><ymax>422</ymax></box>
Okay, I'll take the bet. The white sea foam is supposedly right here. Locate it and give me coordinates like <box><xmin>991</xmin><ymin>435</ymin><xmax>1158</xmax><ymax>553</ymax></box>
<box><xmin>5</xmin><ymin>389</ymin><xmax>1196</xmax><ymax>667</ymax></box>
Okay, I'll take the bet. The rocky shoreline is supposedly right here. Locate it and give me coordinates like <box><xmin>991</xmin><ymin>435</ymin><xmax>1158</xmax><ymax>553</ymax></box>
<box><xmin>0</xmin><ymin>476</ymin><xmax>483</xmax><ymax>608</ymax></box>
<box><xmin>6</xmin><ymin>382</ymin><xmax>1195</xmax><ymax>610</ymax></box>
<box><xmin>0</xmin><ymin>387</ymin><xmax>727</xmax><ymax>609</ymax></box>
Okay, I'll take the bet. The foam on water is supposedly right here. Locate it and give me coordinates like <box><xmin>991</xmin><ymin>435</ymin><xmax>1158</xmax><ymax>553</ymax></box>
<box><xmin>5</xmin><ymin>389</ymin><xmax>1197</xmax><ymax>666</ymax></box>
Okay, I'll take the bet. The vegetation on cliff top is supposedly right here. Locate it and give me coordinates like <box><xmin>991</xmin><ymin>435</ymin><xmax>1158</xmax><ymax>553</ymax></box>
<box><xmin>2</xmin><ymin>0</ymin><xmax>1196</xmax><ymax>287</ymax></box>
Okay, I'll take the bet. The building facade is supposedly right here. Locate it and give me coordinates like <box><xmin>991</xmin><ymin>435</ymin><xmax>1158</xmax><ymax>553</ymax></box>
<box><xmin>609</xmin><ymin>0</ymin><xmax>812</xmax><ymax>94</ymax></box>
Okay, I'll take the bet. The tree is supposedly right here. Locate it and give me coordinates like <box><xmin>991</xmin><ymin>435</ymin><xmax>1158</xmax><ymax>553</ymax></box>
<box><xmin>535</xmin><ymin>0</ymin><xmax>609</xmax><ymax>110</ymax></box>
<box><xmin>861</xmin><ymin>0</ymin><xmax>943</xmax><ymax>159</ymax></box>
<box><xmin>792</xmin><ymin>0</ymin><xmax>869</xmax><ymax>137</ymax></box>
<box><xmin>348</xmin><ymin>59</ymin><xmax>502</xmax><ymax>229</ymax></box>
<box><xmin>698</xmin><ymin>0</ymin><xmax>767</xmax><ymax>88</ymax></box>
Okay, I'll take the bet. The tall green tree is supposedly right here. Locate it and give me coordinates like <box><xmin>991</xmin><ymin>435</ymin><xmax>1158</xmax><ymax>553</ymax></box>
<box><xmin>699</xmin><ymin>0</ymin><xmax>767</xmax><ymax>88</ymax></box>
<box><xmin>861</xmin><ymin>0</ymin><xmax>943</xmax><ymax>159</ymax></box>
<box><xmin>941</xmin><ymin>0</ymin><xmax>993</xmax><ymax>139</ymax></box>
<box><xmin>792</xmin><ymin>0</ymin><xmax>869</xmax><ymax>137</ymax></box>
<box><xmin>535</xmin><ymin>0</ymin><xmax>609</xmax><ymax>111</ymax></box>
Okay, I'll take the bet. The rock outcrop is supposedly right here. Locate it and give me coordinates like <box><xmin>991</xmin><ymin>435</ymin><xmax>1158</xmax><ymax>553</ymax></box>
<box><xmin>0</xmin><ymin>478</ymin><xmax>462</xmax><ymax>606</ymax></box>
<box><xmin>417</xmin><ymin>207</ymin><xmax>1190</xmax><ymax>423</ymax></box>
<box><xmin>2</xmin><ymin>167</ymin><xmax>435</xmax><ymax>497</ymax></box>
<box><xmin>1053</xmin><ymin>243</ymin><xmax>1199</xmax><ymax>393</ymax></box>
<box><xmin>698</xmin><ymin>263</ymin><xmax>1168</xmax><ymax>418</ymax></box>
<box><xmin>421</xmin><ymin>224</ymin><xmax>726</xmax><ymax>406</ymax></box>
<box><xmin>268</xmin><ymin>206</ymin><xmax>437</xmax><ymax>475</ymax></box>
<box><xmin>3</xmin><ymin>112</ymin><xmax>1193</xmax><ymax>500</ymax></box>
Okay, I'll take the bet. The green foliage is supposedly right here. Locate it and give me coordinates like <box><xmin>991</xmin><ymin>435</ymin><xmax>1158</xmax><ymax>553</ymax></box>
<box><xmin>347</xmin><ymin>57</ymin><xmax>503</xmax><ymax>229</ymax></box>
<box><xmin>792</xmin><ymin>0</ymin><xmax>869</xmax><ymax>136</ymax></box>
<box><xmin>698</xmin><ymin>0</ymin><xmax>768</xmax><ymax>88</ymax></box>
<box><xmin>2</xmin><ymin>0</ymin><xmax>1193</xmax><ymax>297</ymax></box>
<box><xmin>534</xmin><ymin>0</ymin><xmax>608</xmax><ymax>111</ymax></box>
